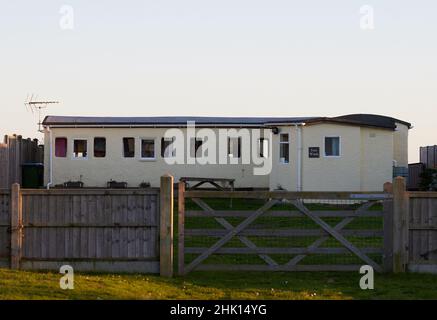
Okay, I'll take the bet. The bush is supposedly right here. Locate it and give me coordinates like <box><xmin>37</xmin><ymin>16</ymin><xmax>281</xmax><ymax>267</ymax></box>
<box><xmin>419</xmin><ymin>168</ymin><xmax>437</xmax><ymax>191</ymax></box>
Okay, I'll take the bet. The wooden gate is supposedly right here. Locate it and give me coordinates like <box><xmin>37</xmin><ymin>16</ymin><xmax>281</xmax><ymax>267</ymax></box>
<box><xmin>178</xmin><ymin>182</ymin><xmax>391</xmax><ymax>275</ymax></box>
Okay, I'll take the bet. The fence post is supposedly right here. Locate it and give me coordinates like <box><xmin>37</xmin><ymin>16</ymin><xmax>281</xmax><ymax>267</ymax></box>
<box><xmin>392</xmin><ymin>177</ymin><xmax>409</xmax><ymax>273</ymax></box>
<box><xmin>382</xmin><ymin>182</ymin><xmax>393</xmax><ymax>272</ymax></box>
<box><xmin>178</xmin><ymin>181</ymin><xmax>185</xmax><ymax>276</ymax></box>
<box><xmin>10</xmin><ymin>183</ymin><xmax>22</xmax><ymax>269</ymax></box>
<box><xmin>160</xmin><ymin>174</ymin><xmax>174</xmax><ymax>277</ymax></box>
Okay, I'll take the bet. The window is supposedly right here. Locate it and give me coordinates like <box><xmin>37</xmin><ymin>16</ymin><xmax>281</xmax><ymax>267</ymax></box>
<box><xmin>279</xmin><ymin>133</ymin><xmax>289</xmax><ymax>164</ymax></box>
<box><xmin>227</xmin><ymin>137</ymin><xmax>241</xmax><ymax>158</ymax></box>
<box><xmin>94</xmin><ymin>137</ymin><xmax>106</xmax><ymax>158</ymax></box>
<box><xmin>161</xmin><ymin>137</ymin><xmax>175</xmax><ymax>158</ymax></box>
<box><xmin>191</xmin><ymin>138</ymin><xmax>204</xmax><ymax>158</ymax></box>
<box><xmin>258</xmin><ymin>138</ymin><xmax>269</xmax><ymax>158</ymax></box>
<box><xmin>123</xmin><ymin>137</ymin><xmax>135</xmax><ymax>158</ymax></box>
<box><xmin>324</xmin><ymin>137</ymin><xmax>340</xmax><ymax>157</ymax></box>
<box><xmin>141</xmin><ymin>139</ymin><xmax>155</xmax><ymax>159</ymax></box>
<box><xmin>55</xmin><ymin>138</ymin><xmax>67</xmax><ymax>158</ymax></box>
<box><xmin>73</xmin><ymin>139</ymin><xmax>88</xmax><ymax>158</ymax></box>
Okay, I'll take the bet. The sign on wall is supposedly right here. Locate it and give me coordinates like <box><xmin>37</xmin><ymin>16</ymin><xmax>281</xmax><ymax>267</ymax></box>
<box><xmin>309</xmin><ymin>147</ymin><xmax>320</xmax><ymax>158</ymax></box>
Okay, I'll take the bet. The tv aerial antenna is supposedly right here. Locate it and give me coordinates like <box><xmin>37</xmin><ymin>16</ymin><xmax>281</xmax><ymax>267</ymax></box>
<box><xmin>24</xmin><ymin>94</ymin><xmax>60</xmax><ymax>132</ymax></box>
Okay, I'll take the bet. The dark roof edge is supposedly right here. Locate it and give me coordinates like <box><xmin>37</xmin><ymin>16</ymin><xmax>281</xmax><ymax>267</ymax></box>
<box><xmin>333</xmin><ymin>114</ymin><xmax>412</xmax><ymax>129</ymax></box>
<box><xmin>42</xmin><ymin>114</ymin><xmax>412</xmax><ymax>130</ymax></box>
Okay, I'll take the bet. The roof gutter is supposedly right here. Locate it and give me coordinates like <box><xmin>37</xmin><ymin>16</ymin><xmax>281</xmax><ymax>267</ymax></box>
<box><xmin>46</xmin><ymin>126</ymin><xmax>53</xmax><ymax>189</ymax></box>
<box><xmin>293</xmin><ymin>123</ymin><xmax>305</xmax><ymax>192</ymax></box>
<box><xmin>44</xmin><ymin>123</ymin><xmax>269</xmax><ymax>129</ymax></box>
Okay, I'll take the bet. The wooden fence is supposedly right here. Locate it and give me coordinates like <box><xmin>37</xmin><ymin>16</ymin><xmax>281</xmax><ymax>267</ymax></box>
<box><xmin>0</xmin><ymin>135</ymin><xmax>44</xmax><ymax>189</ymax></box>
<box><xmin>379</xmin><ymin>177</ymin><xmax>437</xmax><ymax>273</ymax></box>
<box><xmin>407</xmin><ymin>191</ymin><xmax>437</xmax><ymax>273</ymax></box>
<box><xmin>0</xmin><ymin>174</ymin><xmax>435</xmax><ymax>275</ymax></box>
<box><xmin>0</xmin><ymin>190</ymin><xmax>10</xmax><ymax>268</ymax></box>
<box><xmin>0</xmin><ymin>175</ymin><xmax>175</xmax><ymax>276</ymax></box>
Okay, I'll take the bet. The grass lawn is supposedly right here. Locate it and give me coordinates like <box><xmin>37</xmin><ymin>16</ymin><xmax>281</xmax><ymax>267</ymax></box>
<box><xmin>1</xmin><ymin>268</ymin><xmax>437</xmax><ymax>300</ymax></box>
<box><xmin>2</xmin><ymin>198</ymin><xmax>435</xmax><ymax>300</ymax></box>
<box><xmin>180</xmin><ymin>198</ymin><xmax>384</xmax><ymax>266</ymax></box>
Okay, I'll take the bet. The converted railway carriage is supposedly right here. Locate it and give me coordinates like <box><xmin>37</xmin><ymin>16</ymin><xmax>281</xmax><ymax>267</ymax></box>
<box><xmin>42</xmin><ymin>114</ymin><xmax>411</xmax><ymax>191</ymax></box>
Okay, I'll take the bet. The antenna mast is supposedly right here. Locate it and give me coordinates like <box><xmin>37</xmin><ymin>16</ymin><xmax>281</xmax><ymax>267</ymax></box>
<box><xmin>25</xmin><ymin>95</ymin><xmax>60</xmax><ymax>132</ymax></box>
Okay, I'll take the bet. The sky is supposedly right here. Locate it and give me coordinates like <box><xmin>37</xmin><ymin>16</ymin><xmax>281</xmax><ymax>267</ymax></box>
<box><xmin>0</xmin><ymin>1</ymin><xmax>436</xmax><ymax>162</ymax></box>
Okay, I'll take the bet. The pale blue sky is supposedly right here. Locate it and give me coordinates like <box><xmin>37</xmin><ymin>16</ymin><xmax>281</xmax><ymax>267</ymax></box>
<box><xmin>1</xmin><ymin>1</ymin><xmax>436</xmax><ymax>162</ymax></box>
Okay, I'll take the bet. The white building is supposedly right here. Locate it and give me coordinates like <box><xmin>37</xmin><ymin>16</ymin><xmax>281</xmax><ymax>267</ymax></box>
<box><xmin>42</xmin><ymin>114</ymin><xmax>411</xmax><ymax>191</ymax></box>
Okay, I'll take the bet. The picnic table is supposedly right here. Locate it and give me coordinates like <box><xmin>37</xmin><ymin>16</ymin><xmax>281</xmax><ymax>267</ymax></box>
<box><xmin>179</xmin><ymin>177</ymin><xmax>235</xmax><ymax>207</ymax></box>
<box><xmin>179</xmin><ymin>177</ymin><xmax>235</xmax><ymax>191</ymax></box>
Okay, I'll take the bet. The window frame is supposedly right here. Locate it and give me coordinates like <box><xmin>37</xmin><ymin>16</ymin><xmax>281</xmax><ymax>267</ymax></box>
<box><xmin>191</xmin><ymin>137</ymin><xmax>205</xmax><ymax>159</ymax></box>
<box><xmin>258</xmin><ymin>137</ymin><xmax>269</xmax><ymax>158</ymax></box>
<box><xmin>323</xmin><ymin>136</ymin><xmax>341</xmax><ymax>158</ymax></box>
<box><xmin>54</xmin><ymin>137</ymin><xmax>68</xmax><ymax>158</ymax></box>
<box><xmin>93</xmin><ymin>137</ymin><xmax>106</xmax><ymax>158</ymax></box>
<box><xmin>279</xmin><ymin>133</ymin><xmax>290</xmax><ymax>164</ymax></box>
<box><xmin>140</xmin><ymin>137</ymin><xmax>156</xmax><ymax>161</ymax></box>
<box><xmin>227</xmin><ymin>137</ymin><xmax>241</xmax><ymax>159</ymax></box>
<box><xmin>122</xmin><ymin>137</ymin><xmax>136</xmax><ymax>158</ymax></box>
<box><xmin>161</xmin><ymin>137</ymin><xmax>176</xmax><ymax>158</ymax></box>
<box><xmin>72</xmin><ymin>138</ymin><xmax>88</xmax><ymax>160</ymax></box>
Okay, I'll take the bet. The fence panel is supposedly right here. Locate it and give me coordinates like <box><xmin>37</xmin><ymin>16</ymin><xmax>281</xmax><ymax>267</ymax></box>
<box><xmin>408</xmin><ymin>193</ymin><xmax>437</xmax><ymax>272</ymax></box>
<box><xmin>0</xmin><ymin>190</ymin><xmax>10</xmax><ymax>267</ymax></box>
<box><xmin>0</xmin><ymin>144</ymin><xmax>8</xmax><ymax>189</ymax></box>
<box><xmin>19</xmin><ymin>189</ymin><xmax>160</xmax><ymax>273</ymax></box>
<box><xmin>0</xmin><ymin>135</ymin><xmax>44</xmax><ymax>189</ymax></box>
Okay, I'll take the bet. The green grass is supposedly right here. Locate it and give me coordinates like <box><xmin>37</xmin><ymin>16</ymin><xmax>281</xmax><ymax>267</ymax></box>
<box><xmin>180</xmin><ymin>198</ymin><xmax>384</xmax><ymax>267</ymax></box>
<box><xmin>1</xmin><ymin>268</ymin><xmax>437</xmax><ymax>300</ymax></box>
<box><xmin>3</xmin><ymin>198</ymin><xmax>432</xmax><ymax>300</ymax></box>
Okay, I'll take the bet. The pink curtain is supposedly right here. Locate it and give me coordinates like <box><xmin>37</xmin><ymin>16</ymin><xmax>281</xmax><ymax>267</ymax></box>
<box><xmin>55</xmin><ymin>138</ymin><xmax>67</xmax><ymax>157</ymax></box>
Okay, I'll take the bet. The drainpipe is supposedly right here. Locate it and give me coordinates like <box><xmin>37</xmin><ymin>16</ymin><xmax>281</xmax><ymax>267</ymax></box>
<box><xmin>46</xmin><ymin>126</ymin><xmax>53</xmax><ymax>189</ymax></box>
<box><xmin>294</xmin><ymin>124</ymin><xmax>305</xmax><ymax>192</ymax></box>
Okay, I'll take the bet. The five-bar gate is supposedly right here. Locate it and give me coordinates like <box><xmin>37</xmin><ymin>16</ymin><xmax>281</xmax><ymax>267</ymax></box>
<box><xmin>178</xmin><ymin>182</ymin><xmax>392</xmax><ymax>275</ymax></box>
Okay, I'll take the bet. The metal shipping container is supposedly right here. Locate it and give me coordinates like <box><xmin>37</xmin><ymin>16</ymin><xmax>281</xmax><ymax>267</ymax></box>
<box><xmin>420</xmin><ymin>145</ymin><xmax>437</xmax><ymax>169</ymax></box>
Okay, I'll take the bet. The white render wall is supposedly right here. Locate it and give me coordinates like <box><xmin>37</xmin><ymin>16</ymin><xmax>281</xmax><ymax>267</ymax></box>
<box><xmin>393</xmin><ymin>123</ymin><xmax>409</xmax><ymax>167</ymax></box>
<box><xmin>301</xmin><ymin>124</ymin><xmax>362</xmax><ymax>191</ymax></box>
<box><xmin>269</xmin><ymin>123</ymin><xmax>401</xmax><ymax>191</ymax></box>
<box><xmin>44</xmin><ymin>127</ymin><xmax>270</xmax><ymax>188</ymax></box>
<box><xmin>359</xmin><ymin>127</ymin><xmax>394</xmax><ymax>191</ymax></box>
